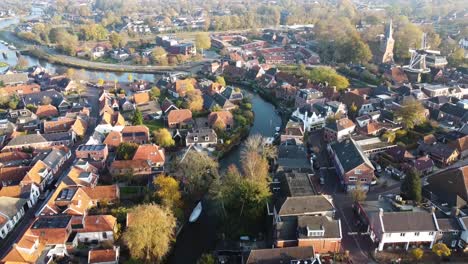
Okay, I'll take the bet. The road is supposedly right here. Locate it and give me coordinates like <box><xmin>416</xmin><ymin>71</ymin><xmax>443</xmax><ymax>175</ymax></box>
<box><xmin>0</xmin><ymin>87</ymin><xmax>100</xmax><ymax>258</ymax></box>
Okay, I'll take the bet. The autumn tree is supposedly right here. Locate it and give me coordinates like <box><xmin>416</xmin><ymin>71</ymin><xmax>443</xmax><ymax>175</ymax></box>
<box><xmin>151</xmin><ymin>47</ymin><xmax>167</xmax><ymax>65</ymax></box>
<box><xmin>215</xmin><ymin>76</ymin><xmax>226</xmax><ymax>86</ymax></box>
<box><xmin>153</xmin><ymin>175</ymin><xmax>182</xmax><ymax>214</ymax></box>
<box><xmin>16</xmin><ymin>56</ymin><xmax>29</xmax><ymax>70</ymax></box>
<box><xmin>448</xmin><ymin>48</ymin><xmax>466</xmax><ymax>67</ymax></box>
<box><xmin>351</xmin><ymin>180</ymin><xmax>367</xmax><ymax>202</ymax></box>
<box><xmin>109</xmin><ymin>31</ymin><xmax>126</xmax><ymax>48</ymax></box>
<box><xmin>177</xmin><ymin>151</ymin><xmax>219</xmax><ymax>195</ymax></box>
<box><xmin>241</xmin><ymin>134</ymin><xmax>277</xmax><ymax>160</ymax></box>
<box><xmin>382</xmin><ymin>130</ymin><xmax>396</xmax><ymax>143</ymax></box>
<box><xmin>395</xmin><ymin>98</ymin><xmax>427</xmax><ymax>129</ymax></box>
<box><xmin>195</xmin><ymin>32</ymin><xmax>211</xmax><ymax>54</ymax></box>
<box><xmin>394</xmin><ymin>22</ymin><xmax>423</xmax><ymax>60</ymax></box>
<box><xmin>132</xmin><ymin>109</ymin><xmax>143</xmax><ymax>125</ymax></box>
<box><xmin>186</xmin><ymin>90</ymin><xmax>203</xmax><ymax>112</ymax></box>
<box><xmin>197</xmin><ymin>254</ymin><xmax>215</xmax><ymax>264</ymax></box>
<box><xmin>149</xmin><ymin>87</ymin><xmax>161</xmax><ymax>100</ymax></box>
<box><xmin>153</xmin><ymin>128</ymin><xmax>175</xmax><ymax>148</ymax></box>
<box><xmin>411</xmin><ymin>248</ymin><xmax>424</xmax><ymax>262</ymax></box>
<box><xmin>401</xmin><ymin>168</ymin><xmax>422</xmax><ymax>203</ymax></box>
<box><xmin>116</xmin><ymin>142</ymin><xmax>138</xmax><ymax>160</ymax></box>
<box><xmin>432</xmin><ymin>242</ymin><xmax>451</xmax><ymax>258</ymax></box>
<box><xmin>97</xmin><ymin>78</ymin><xmax>105</xmax><ymax>87</ymax></box>
<box><xmin>123</xmin><ymin>204</ymin><xmax>176</xmax><ymax>263</ymax></box>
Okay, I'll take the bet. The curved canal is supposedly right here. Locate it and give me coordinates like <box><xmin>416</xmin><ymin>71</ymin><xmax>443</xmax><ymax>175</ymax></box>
<box><xmin>1</xmin><ymin>13</ymin><xmax>282</xmax><ymax>264</ymax></box>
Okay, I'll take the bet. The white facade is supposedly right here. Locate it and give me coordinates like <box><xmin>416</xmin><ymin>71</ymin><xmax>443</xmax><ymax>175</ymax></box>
<box><xmin>291</xmin><ymin>108</ymin><xmax>326</xmax><ymax>132</ymax></box>
<box><xmin>94</xmin><ymin>124</ymin><xmax>124</xmax><ymax>135</ymax></box>
<box><xmin>76</xmin><ymin>231</ymin><xmax>114</xmax><ymax>243</ymax></box>
<box><xmin>377</xmin><ymin>231</ymin><xmax>437</xmax><ymax>251</ymax></box>
<box><xmin>0</xmin><ymin>206</ymin><xmax>25</xmax><ymax>239</ymax></box>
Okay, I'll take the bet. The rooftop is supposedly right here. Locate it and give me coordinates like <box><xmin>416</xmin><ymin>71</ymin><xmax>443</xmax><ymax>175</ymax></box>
<box><xmin>77</xmin><ymin>144</ymin><xmax>107</xmax><ymax>151</ymax></box>
<box><xmin>32</xmin><ymin>215</ymin><xmax>72</xmax><ymax>229</ymax></box>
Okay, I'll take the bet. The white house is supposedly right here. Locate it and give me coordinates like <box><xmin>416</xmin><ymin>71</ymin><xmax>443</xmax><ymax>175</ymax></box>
<box><xmin>95</xmin><ymin>124</ymin><xmax>124</xmax><ymax>135</ymax></box>
<box><xmin>185</xmin><ymin>129</ymin><xmax>217</xmax><ymax>149</ymax></box>
<box><xmin>0</xmin><ymin>197</ymin><xmax>27</xmax><ymax>239</ymax></box>
<box><xmin>291</xmin><ymin>107</ymin><xmax>327</xmax><ymax>132</ymax></box>
<box><xmin>370</xmin><ymin>209</ymin><xmax>439</xmax><ymax>251</ymax></box>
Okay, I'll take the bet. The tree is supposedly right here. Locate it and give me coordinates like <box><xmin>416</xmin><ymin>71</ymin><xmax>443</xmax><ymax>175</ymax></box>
<box><xmin>395</xmin><ymin>98</ymin><xmax>427</xmax><ymax>129</ymax></box>
<box><xmin>351</xmin><ymin>180</ymin><xmax>367</xmax><ymax>202</ymax></box>
<box><xmin>394</xmin><ymin>22</ymin><xmax>423</xmax><ymax>60</ymax></box>
<box><xmin>123</xmin><ymin>204</ymin><xmax>176</xmax><ymax>263</ymax></box>
<box><xmin>197</xmin><ymin>253</ymin><xmax>215</xmax><ymax>264</ymax></box>
<box><xmin>195</xmin><ymin>32</ymin><xmax>211</xmax><ymax>54</ymax></box>
<box><xmin>16</xmin><ymin>56</ymin><xmax>29</xmax><ymax>70</ymax></box>
<box><xmin>241</xmin><ymin>134</ymin><xmax>277</xmax><ymax>160</ymax></box>
<box><xmin>186</xmin><ymin>90</ymin><xmax>203</xmax><ymax>112</ymax></box>
<box><xmin>132</xmin><ymin>109</ymin><xmax>143</xmax><ymax>125</ymax></box>
<box><xmin>109</xmin><ymin>31</ymin><xmax>126</xmax><ymax>48</ymax></box>
<box><xmin>448</xmin><ymin>48</ymin><xmax>466</xmax><ymax>67</ymax></box>
<box><xmin>411</xmin><ymin>248</ymin><xmax>424</xmax><ymax>262</ymax></box>
<box><xmin>151</xmin><ymin>47</ymin><xmax>167</xmax><ymax>64</ymax></box>
<box><xmin>305</xmin><ymin>67</ymin><xmax>349</xmax><ymax>91</ymax></box>
<box><xmin>55</xmin><ymin>30</ymin><xmax>78</xmax><ymax>56</ymax></box>
<box><xmin>382</xmin><ymin>130</ymin><xmax>396</xmax><ymax>143</ymax></box>
<box><xmin>116</xmin><ymin>142</ymin><xmax>138</xmax><ymax>160</ymax></box>
<box><xmin>153</xmin><ymin>128</ymin><xmax>175</xmax><ymax>148</ymax></box>
<box><xmin>66</xmin><ymin>68</ymin><xmax>75</xmax><ymax>78</ymax></box>
<box><xmin>432</xmin><ymin>242</ymin><xmax>451</xmax><ymax>258</ymax></box>
<box><xmin>153</xmin><ymin>175</ymin><xmax>182</xmax><ymax>212</ymax></box>
<box><xmin>128</xmin><ymin>73</ymin><xmax>133</xmax><ymax>82</ymax></box>
<box><xmin>401</xmin><ymin>168</ymin><xmax>422</xmax><ymax>203</ymax></box>
<box><xmin>349</xmin><ymin>102</ymin><xmax>358</xmax><ymax>119</ymax></box>
<box><xmin>97</xmin><ymin>78</ymin><xmax>105</xmax><ymax>87</ymax></box>
<box><xmin>149</xmin><ymin>87</ymin><xmax>160</xmax><ymax>100</ymax></box>
<box><xmin>215</xmin><ymin>76</ymin><xmax>226</xmax><ymax>86</ymax></box>
<box><xmin>177</xmin><ymin>151</ymin><xmax>219</xmax><ymax>195</ymax></box>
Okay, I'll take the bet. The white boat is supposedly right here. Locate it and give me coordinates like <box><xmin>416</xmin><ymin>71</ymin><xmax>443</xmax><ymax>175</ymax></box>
<box><xmin>8</xmin><ymin>45</ymin><xmax>16</xmax><ymax>50</ymax></box>
<box><xmin>189</xmin><ymin>201</ymin><xmax>202</xmax><ymax>223</ymax></box>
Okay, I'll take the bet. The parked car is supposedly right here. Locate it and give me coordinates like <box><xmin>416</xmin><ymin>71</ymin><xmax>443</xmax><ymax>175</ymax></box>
<box><xmin>371</xmin><ymin>160</ymin><xmax>382</xmax><ymax>173</ymax></box>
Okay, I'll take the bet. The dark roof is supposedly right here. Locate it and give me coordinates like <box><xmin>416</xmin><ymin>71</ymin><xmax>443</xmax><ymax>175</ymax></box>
<box><xmin>23</xmin><ymin>89</ymin><xmax>64</xmax><ymax>107</ymax></box>
<box><xmin>277</xmin><ymin>144</ymin><xmax>309</xmax><ymax>170</ymax></box>
<box><xmin>418</xmin><ymin>143</ymin><xmax>457</xmax><ymax>160</ymax></box>
<box><xmin>32</xmin><ymin>215</ymin><xmax>72</xmax><ymax>229</ymax></box>
<box><xmin>221</xmin><ymin>86</ymin><xmax>243</xmax><ymax>101</ymax></box>
<box><xmin>278</xmin><ymin>195</ymin><xmax>334</xmax><ymax>216</ymax></box>
<box><xmin>0</xmin><ymin>73</ymin><xmax>28</xmax><ymax>85</ymax></box>
<box><xmin>246</xmin><ymin>247</ymin><xmax>316</xmax><ymax>264</ymax></box>
<box><xmin>424</xmin><ymin>166</ymin><xmax>468</xmax><ymax>208</ymax></box>
<box><xmin>437</xmin><ymin>218</ymin><xmax>462</xmax><ymax>232</ymax></box>
<box><xmin>330</xmin><ymin>139</ymin><xmax>373</xmax><ymax>172</ymax></box>
<box><xmin>381</xmin><ymin>211</ymin><xmax>437</xmax><ymax>232</ymax></box>
<box><xmin>439</xmin><ymin>103</ymin><xmax>468</xmax><ymax>119</ymax></box>
<box><xmin>297</xmin><ymin>215</ymin><xmax>341</xmax><ymax>239</ymax></box>
<box><xmin>428</xmin><ymin>96</ymin><xmax>449</xmax><ymax>105</ymax></box>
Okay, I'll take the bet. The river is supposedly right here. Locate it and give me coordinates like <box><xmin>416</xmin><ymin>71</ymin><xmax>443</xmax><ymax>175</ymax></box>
<box><xmin>0</xmin><ymin>11</ymin><xmax>282</xmax><ymax>264</ymax></box>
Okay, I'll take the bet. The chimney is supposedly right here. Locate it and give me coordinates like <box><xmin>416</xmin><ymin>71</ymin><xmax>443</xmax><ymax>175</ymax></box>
<box><xmin>379</xmin><ymin>208</ymin><xmax>384</xmax><ymax>217</ymax></box>
<box><xmin>430</xmin><ymin>206</ymin><xmax>436</xmax><ymax>214</ymax></box>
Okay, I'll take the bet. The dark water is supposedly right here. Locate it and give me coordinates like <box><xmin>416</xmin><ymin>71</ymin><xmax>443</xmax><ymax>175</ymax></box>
<box><xmin>168</xmin><ymin>90</ymin><xmax>281</xmax><ymax>264</ymax></box>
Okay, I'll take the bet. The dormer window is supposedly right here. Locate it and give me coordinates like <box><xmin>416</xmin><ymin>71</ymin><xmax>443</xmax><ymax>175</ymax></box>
<box><xmin>306</xmin><ymin>225</ymin><xmax>325</xmax><ymax>237</ymax></box>
<box><xmin>205</xmin><ymin>136</ymin><xmax>209</xmax><ymax>141</ymax></box>
<box><xmin>193</xmin><ymin>136</ymin><xmax>198</xmax><ymax>142</ymax></box>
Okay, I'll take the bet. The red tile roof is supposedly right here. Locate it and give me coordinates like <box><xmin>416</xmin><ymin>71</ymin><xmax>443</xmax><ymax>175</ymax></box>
<box><xmin>132</xmin><ymin>144</ymin><xmax>165</xmax><ymax>164</ymax></box>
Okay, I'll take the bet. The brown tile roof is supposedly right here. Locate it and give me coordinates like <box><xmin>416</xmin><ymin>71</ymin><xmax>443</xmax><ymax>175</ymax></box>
<box><xmin>121</xmin><ymin>125</ymin><xmax>149</xmax><ymax>134</ymax></box>
<box><xmin>278</xmin><ymin>195</ymin><xmax>335</xmax><ymax>216</ymax></box>
<box><xmin>22</xmin><ymin>160</ymin><xmax>49</xmax><ymax>185</ymax></box>
<box><xmin>0</xmin><ymin>185</ymin><xmax>23</xmax><ymax>197</ymax></box>
<box><xmin>71</xmin><ymin>118</ymin><xmax>88</xmax><ymax>137</ymax></box>
<box><xmin>82</xmin><ymin>185</ymin><xmax>120</xmax><ymax>203</ymax></box>
<box><xmin>132</xmin><ymin>144</ymin><xmax>165</xmax><ymax>164</ymax></box>
<box><xmin>35</xmin><ymin>104</ymin><xmax>58</xmax><ymax>118</ymax></box>
<box><xmin>76</xmin><ymin>215</ymin><xmax>116</xmax><ymax>233</ymax></box>
<box><xmin>134</xmin><ymin>92</ymin><xmax>150</xmax><ymax>105</ymax></box>
<box><xmin>450</xmin><ymin>135</ymin><xmax>468</xmax><ymax>153</ymax></box>
<box><xmin>2</xmin><ymin>232</ymin><xmax>43</xmax><ymax>263</ymax></box>
<box><xmin>246</xmin><ymin>247</ymin><xmax>315</xmax><ymax>264</ymax></box>
<box><xmin>43</xmin><ymin>118</ymin><xmax>75</xmax><ymax>134</ymax></box>
<box><xmin>110</xmin><ymin>160</ymin><xmax>150</xmax><ymax>170</ymax></box>
<box><xmin>88</xmin><ymin>248</ymin><xmax>119</xmax><ymax>264</ymax></box>
<box><xmin>423</xmin><ymin>134</ymin><xmax>437</xmax><ymax>145</ymax></box>
<box><xmin>64</xmin><ymin>165</ymin><xmax>98</xmax><ymax>187</ymax></box>
<box><xmin>167</xmin><ymin>109</ymin><xmax>192</xmax><ymax>125</ymax></box>
<box><xmin>2</xmin><ymin>84</ymin><xmax>40</xmax><ymax>96</ymax></box>
<box><xmin>0</xmin><ymin>151</ymin><xmax>31</xmax><ymax>162</ymax></box>
<box><xmin>103</xmin><ymin>131</ymin><xmax>122</xmax><ymax>147</ymax></box>
<box><xmin>208</xmin><ymin>111</ymin><xmax>234</xmax><ymax>128</ymax></box>
<box><xmin>0</xmin><ymin>166</ymin><xmax>31</xmax><ymax>183</ymax></box>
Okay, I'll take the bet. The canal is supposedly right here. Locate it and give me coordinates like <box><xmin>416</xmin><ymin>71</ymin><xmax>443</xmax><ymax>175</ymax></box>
<box><xmin>0</xmin><ymin>12</ymin><xmax>282</xmax><ymax>264</ymax></box>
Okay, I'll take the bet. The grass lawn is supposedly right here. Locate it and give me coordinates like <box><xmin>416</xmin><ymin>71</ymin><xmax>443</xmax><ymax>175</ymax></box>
<box><xmin>144</xmin><ymin>119</ymin><xmax>164</xmax><ymax>132</ymax></box>
<box><xmin>120</xmin><ymin>186</ymin><xmax>141</xmax><ymax>195</ymax></box>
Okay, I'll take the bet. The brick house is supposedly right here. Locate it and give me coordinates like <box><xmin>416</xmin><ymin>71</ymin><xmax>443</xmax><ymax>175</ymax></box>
<box><xmin>109</xmin><ymin>160</ymin><xmax>152</xmax><ymax>178</ymax></box>
<box><xmin>324</xmin><ymin>118</ymin><xmax>356</xmax><ymax>142</ymax></box>
<box><xmin>328</xmin><ymin>138</ymin><xmax>375</xmax><ymax>191</ymax></box>
<box><xmin>121</xmin><ymin>126</ymin><xmax>150</xmax><ymax>144</ymax></box>
<box><xmin>167</xmin><ymin>109</ymin><xmax>193</xmax><ymax>129</ymax></box>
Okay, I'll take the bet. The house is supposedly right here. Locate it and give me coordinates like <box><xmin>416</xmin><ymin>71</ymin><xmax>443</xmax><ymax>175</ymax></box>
<box><xmin>0</xmin><ymin>119</ymin><xmax>16</xmax><ymax>137</ymax></box>
<box><xmin>74</xmin><ymin>215</ymin><xmax>117</xmax><ymax>244</ymax></box>
<box><xmin>1</xmin><ymin>230</ymin><xmax>44</xmax><ymax>263</ymax></box>
<box><xmin>2</xmin><ymin>83</ymin><xmax>40</xmax><ymax>96</ymax></box>
<box><xmin>324</xmin><ymin>118</ymin><xmax>356</xmax><ymax>142</ymax></box>
<box><xmin>0</xmin><ymin>183</ymin><xmax>40</xmax><ymax>209</ymax></box>
<box><xmin>169</xmin><ymin>79</ymin><xmax>196</xmax><ymax>98</ymax></box>
<box><xmin>161</xmin><ymin>98</ymin><xmax>178</xmax><ymax>114</ymax></box>
<box><xmin>76</xmin><ymin>144</ymin><xmax>109</xmax><ymax>168</ymax></box>
<box><xmin>62</xmin><ymin>163</ymin><xmax>99</xmax><ymax>187</ymax></box>
<box><xmin>88</xmin><ymin>247</ymin><xmax>120</xmax><ymax>264</ymax></box>
<box><xmin>37</xmin><ymin>148</ymin><xmax>71</xmax><ymax>175</ymax></box>
<box><xmin>328</xmin><ymin>138</ymin><xmax>374</xmax><ymax>191</ymax></box>
<box><xmin>137</xmin><ymin>101</ymin><xmax>162</xmax><ymax>120</ymax></box>
<box><xmin>383</xmin><ymin>146</ymin><xmax>414</xmax><ymax>164</ymax></box>
<box><xmin>405</xmin><ymin>156</ymin><xmax>434</xmax><ymax>175</ymax></box>
<box><xmin>185</xmin><ymin>129</ymin><xmax>217</xmax><ymax>148</ymax></box>
<box><xmin>436</xmin><ymin>216</ymin><xmax>463</xmax><ymax>249</ymax></box>
<box><xmin>0</xmin><ymin>166</ymin><xmax>31</xmax><ymax>187</ymax></box>
<box><xmin>35</xmin><ymin>104</ymin><xmax>59</xmax><ymax>119</ymax></box>
<box><xmin>0</xmin><ymin>72</ymin><xmax>29</xmax><ymax>86</ymax></box>
<box><xmin>449</xmin><ymin>135</ymin><xmax>468</xmax><ymax>159</ymax></box>
<box><xmin>22</xmin><ymin>160</ymin><xmax>53</xmax><ymax>190</ymax></box>
<box><xmin>9</xmin><ymin>108</ymin><xmax>40</xmax><ymax>131</ymax></box>
<box><xmin>82</xmin><ymin>185</ymin><xmax>120</xmax><ymax>205</ymax></box>
<box><xmin>423</xmin><ymin>165</ymin><xmax>468</xmax><ymax>209</ymax></box>
<box><xmin>0</xmin><ymin>197</ymin><xmax>27</xmax><ymax>239</ymax></box>
<box><xmin>167</xmin><ymin>109</ymin><xmax>193</xmax><ymax>129</ymax></box>
<box><xmin>109</xmin><ymin>160</ymin><xmax>152</xmax><ymax>178</ymax></box>
<box><xmin>418</xmin><ymin>142</ymin><xmax>459</xmax><ymax>166</ymax></box>
<box><xmin>110</xmin><ymin>49</ymin><xmax>130</xmax><ymax>60</ymax></box>
<box><xmin>43</xmin><ymin>117</ymin><xmax>75</xmax><ymax>134</ymax></box>
<box><xmin>355</xmin><ymin>195</ymin><xmax>439</xmax><ymax>251</ymax></box>
<box><xmin>121</xmin><ymin>126</ymin><xmax>150</xmax><ymax>144</ymax></box>
<box><xmin>437</xmin><ymin>103</ymin><xmax>468</xmax><ymax>125</ymax></box>
<box><xmin>207</xmin><ymin>111</ymin><xmax>233</xmax><ymax>130</ymax></box>
<box><xmin>341</xmin><ymin>89</ymin><xmax>375</xmax><ymax>116</ymax></box>
<box><xmin>203</xmin><ymin>93</ymin><xmax>236</xmax><ymax>111</ymax></box>
<box><xmin>0</xmin><ymin>151</ymin><xmax>31</xmax><ymax>167</ymax></box>
<box><xmin>220</xmin><ymin>86</ymin><xmax>243</xmax><ymax>103</ymax></box>
<box><xmin>23</xmin><ymin>90</ymin><xmax>65</xmax><ymax>108</ymax></box>
<box><xmin>295</xmin><ymin>89</ymin><xmax>323</xmax><ymax>108</ymax></box>
<box><xmin>281</xmin><ymin>121</ymin><xmax>305</xmax><ymax>145</ymax></box>
<box><xmin>3</xmin><ymin>131</ymin><xmax>75</xmax><ymax>151</ymax></box>
<box><xmin>245</xmin><ymin>246</ymin><xmax>319</xmax><ymax>264</ymax></box>
<box><xmin>130</xmin><ymin>80</ymin><xmax>150</xmax><ymax>92</ymax></box>
<box><xmin>103</xmin><ymin>131</ymin><xmax>122</xmax><ymax>150</ymax></box>
<box><xmin>277</xmin><ymin>144</ymin><xmax>310</xmax><ymax>172</ymax></box>
<box><xmin>132</xmin><ymin>144</ymin><xmax>165</xmax><ymax>170</ymax></box>
<box><xmin>133</xmin><ymin>92</ymin><xmax>150</xmax><ymax>105</ymax></box>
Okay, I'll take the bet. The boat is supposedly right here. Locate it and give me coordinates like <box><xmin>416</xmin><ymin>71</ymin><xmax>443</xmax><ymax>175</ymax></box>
<box><xmin>189</xmin><ymin>201</ymin><xmax>202</xmax><ymax>223</ymax></box>
<box><xmin>2</xmin><ymin>52</ymin><xmax>7</xmax><ymax>59</ymax></box>
<box><xmin>8</xmin><ymin>45</ymin><xmax>16</xmax><ymax>50</ymax></box>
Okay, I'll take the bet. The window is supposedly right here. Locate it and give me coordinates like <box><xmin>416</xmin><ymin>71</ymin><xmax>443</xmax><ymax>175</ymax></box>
<box><xmin>355</xmin><ymin>169</ymin><xmax>362</xmax><ymax>175</ymax></box>
<box><xmin>103</xmin><ymin>232</ymin><xmax>108</xmax><ymax>239</ymax></box>
<box><xmin>400</xmin><ymin>233</ymin><xmax>406</xmax><ymax>237</ymax></box>
<box><xmin>349</xmin><ymin>177</ymin><xmax>357</xmax><ymax>182</ymax></box>
<box><xmin>429</xmin><ymin>232</ymin><xmax>434</xmax><ymax>235</ymax></box>
<box><xmin>360</xmin><ymin>178</ymin><xmax>367</xmax><ymax>182</ymax></box>
<box><xmin>386</xmin><ymin>233</ymin><xmax>391</xmax><ymax>237</ymax></box>
<box><xmin>414</xmin><ymin>232</ymin><xmax>420</xmax><ymax>236</ymax></box>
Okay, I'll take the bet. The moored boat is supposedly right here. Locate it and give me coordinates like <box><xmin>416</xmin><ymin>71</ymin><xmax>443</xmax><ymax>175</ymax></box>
<box><xmin>189</xmin><ymin>201</ymin><xmax>202</xmax><ymax>223</ymax></box>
